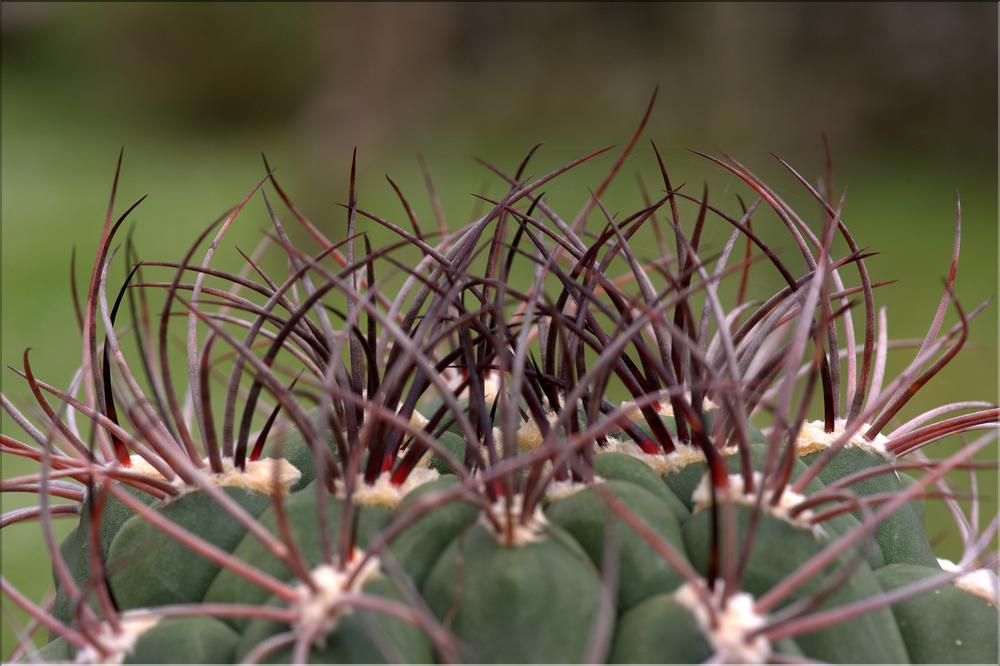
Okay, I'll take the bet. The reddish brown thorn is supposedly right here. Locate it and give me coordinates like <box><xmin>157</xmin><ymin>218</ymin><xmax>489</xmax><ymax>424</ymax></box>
<box><xmin>808</xmin><ymin>490</ymin><xmax>976</xmax><ymax>524</ymax></box>
<box><xmin>261</xmin><ymin>153</ymin><xmax>348</xmax><ymax>266</ymax></box>
<box><xmin>197</xmin><ymin>333</ymin><xmax>224</xmax><ymax>473</ymax></box>
<box><xmin>888</xmin><ymin>408</ymin><xmax>1000</xmax><ymax>456</ymax></box>
<box><xmin>1</xmin><ymin>504</ymin><xmax>80</xmax><ymax>528</ymax></box>
<box><xmin>916</xmin><ymin>196</ymin><xmax>961</xmax><ymax>359</ymax></box>
<box><xmin>866</xmin><ymin>292</ymin><xmax>970</xmax><ymax>439</ymax></box>
<box><xmin>70</xmin><ymin>247</ymin><xmax>84</xmax><ymax>331</ymax></box>
<box><xmin>103</xmin><ymin>263</ymin><xmax>142</xmax><ymax>466</ymax></box>
<box><xmin>417</xmin><ymin>153</ymin><xmax>448</xmax><ymax>237</ymax></box>
<box><xmin>248</xmin><ymin>374</ymin><xmax>302</xmax><ymax>463</ymax></box>
<box><xmin>570</xmin><ymin>87</ymin><xmax>657</xmax><ymax>233</ymax></box>
<box><xmin>1</xmin><ymin>577</ymin><xmax>89</xmax><ymax>650</ymax></box>
<box><xmin>385</xmin><ymin>174</ymin><xmax>424</xmax><ymax>240</ymax></box>
<box><xmin>637</xmin><ymin>437</ymin><xmax>662</xmax><ymax>455</ymax></box>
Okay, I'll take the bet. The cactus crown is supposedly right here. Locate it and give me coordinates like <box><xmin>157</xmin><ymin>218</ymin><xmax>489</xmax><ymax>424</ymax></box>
<box><xmin>2</xmin><ymin>95</ymin><xmax>997</xmax><ymax>664</ymax></box>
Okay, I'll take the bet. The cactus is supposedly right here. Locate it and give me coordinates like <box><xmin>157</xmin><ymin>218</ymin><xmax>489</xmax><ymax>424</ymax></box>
<box><xmin>2</xmin><ymin>98</ymin><xmax>997</xmax><ymax>664</ymax></box>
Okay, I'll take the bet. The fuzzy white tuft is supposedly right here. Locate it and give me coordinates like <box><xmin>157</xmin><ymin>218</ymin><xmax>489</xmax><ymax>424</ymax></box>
<box><xmin>937</xmin><ymin>558</ymin><xmax>999</xmax><ymax>607</ymax></box>
<box><xmin>675</xmin><ymin>583</ymin><xmax>770</xmax><ymax>663</ymax></box>
<box><xmin>544</xmin><ymin>476</ymin><xmax>604</xmax><ymax>502</ymax></box>
<box><xmin>294</xmin><ymin>553</ymin><xmax>382</xmax><ymax>642</ymax></box>
<box><xmin>334</xmin><ymin>468</ymin><xmax>439</xmax><ymax>508</ymax></box>
<box><xmin>603</xmin><ymin>438</ymin><xmax>738</xmax><ymax>475</ymax></box>
<box><xmin>74</xmin><ymin>611</ymin><xmax>160</xmax><ymax>664</ymax></box>
<box><xmin>128</xmin><ymin>455</ymin><xmax>301</xmax><ymax>497</ymax></box>
<box><xmin>480</xmin><ymin>494</ymin><xmax>548</xmax><ymax>546</ymax></box>
<box><xmin>514</xmin><ymin>412</ymin><xmax>557</xmax><ymax>451</ymax></box>
<box><xmin>620</xmin><ymin>393</ymin><xmax>717</xmax><ymax>420</ymax></box>
<box><xmin>691</xmin><ymin>472</ymin><xmax>821</xmax><ymax>534</ymax></box>
<box><xmin>794</xmin><ymin>419</ymin><xmax>891</xmax><ymax>460</ymax></box>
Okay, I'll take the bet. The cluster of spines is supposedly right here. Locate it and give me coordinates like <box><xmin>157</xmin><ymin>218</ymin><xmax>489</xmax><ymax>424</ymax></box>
<box><xmin>1</xmin><ymin>93</ymin><xmax>997</xmax><ymax>663</ymax></box>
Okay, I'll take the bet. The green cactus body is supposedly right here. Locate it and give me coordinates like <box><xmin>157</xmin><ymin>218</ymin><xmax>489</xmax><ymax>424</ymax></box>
<box><xmin>653</xmin><ymin>442</ymin><xmax>885</xmax><ymax>569</ymax></box>
<box><xmin>386</xmin><ymin>476</ymin><xmax>479</xmax><ymax>587</ymax></box>
<box><xmin>592</xmin><ymin>452</ymin><xmax>690</xmax><ymax>519</ymax></box>
<box><xmin>423</xmin><ymin>520</ymin><xmax>602</xmax><ymax>663</ymax></box>
<box><xmin>610</xmin><ymin>590</ymin><xmax>716</xmax><ymax>663</ymax></box>
<box><xmin>123</xmin><ymin>616</ymin><xmax>242</xmax><ymax>664</ymax></box>
<box><xmin>204</xmin><ymin>484</ymin><xmax>392</xmax><ymax>626</ymax></box>
<box><xmin>801</xmin><ymin>446</ymin><xmax>938</xmax><ymax>567</ymax></box>
<box><xmin>236</xmin><ymin>576</ymin><xmax>434</xmax><ymax>664</ymax></box>
<box><xmin>545</xmin><ymin>480</ymin><xmax>688</xmax><ymax>610</ymax></box>
<box><xmin>31</xmin><ymin>433</ymin><xmax>986</xmax><ymax>665</ymax></box>
<box><xmin>683</xmin><ymin>504</ymin><xmax>910</xmax><ymax>663</ymax></box>
<box><xmin>427</xmin><ymin>431</ymin><xmax>473</xmax><ymax>475</ymax></box>
<box><xmin>875</xmin><ymin>563</ymin><xmax>998</xmax><ymax>664</ymax></box>
<box><xmin>108</xmin><ymin>488</ymin><xmax>273</xmax><ymax>610</ymax></box>
<box><xmin>52</xmin><ymin>485</ymin><xmax>155</xmax><ymax>627</ymax></box>
<box><xmin>610</xmin><ymin>589</ymin><xmax>803</xmax><ymax>663</ymax></box>
<box><xmin>28</xmin><ymin>616</ymin><xmax>241</xmax><ymax>664</ymax></box>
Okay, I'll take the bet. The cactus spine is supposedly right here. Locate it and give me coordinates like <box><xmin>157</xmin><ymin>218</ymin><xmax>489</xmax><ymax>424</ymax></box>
<box><xmin>2</xmin><ymin>99</ymin><xmax>997</xmax><ymax>664</ymax></box>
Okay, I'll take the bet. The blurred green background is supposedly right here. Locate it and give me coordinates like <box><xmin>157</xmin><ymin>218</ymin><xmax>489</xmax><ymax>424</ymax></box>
<box><xmin>2</xmin><ymin>2</ymin><xmax>997</xmax><ymax>656</ymax></box>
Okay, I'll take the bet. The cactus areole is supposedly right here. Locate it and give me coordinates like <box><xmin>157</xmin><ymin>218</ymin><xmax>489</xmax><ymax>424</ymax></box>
<box><xmin>3</xmin><ymin>95</ymin><xmax>998</xmax><ymax>664</ymax></box>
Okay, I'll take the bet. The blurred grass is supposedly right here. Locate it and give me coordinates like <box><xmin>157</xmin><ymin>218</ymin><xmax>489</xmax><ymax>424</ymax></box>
<box><xmin>2</xmin><ymin>3</ymin><xmax>997</xmax><ymax>658</ymax></box>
